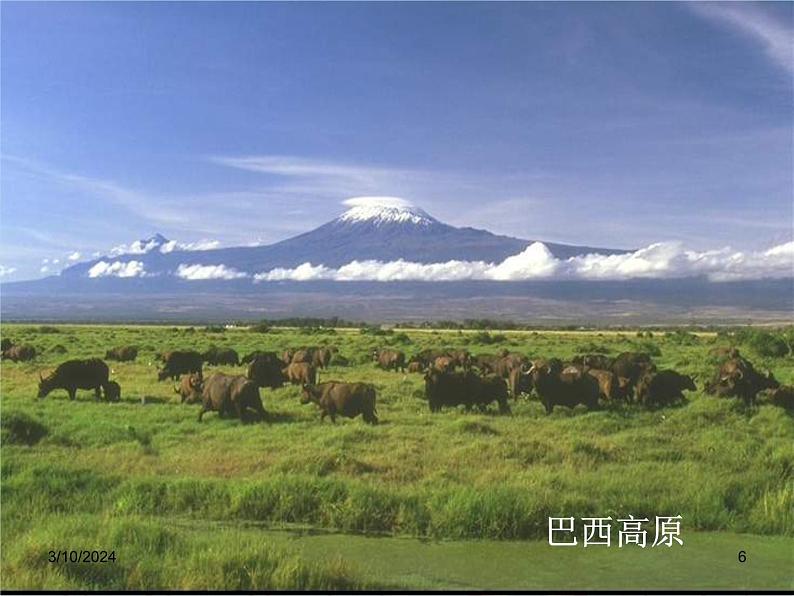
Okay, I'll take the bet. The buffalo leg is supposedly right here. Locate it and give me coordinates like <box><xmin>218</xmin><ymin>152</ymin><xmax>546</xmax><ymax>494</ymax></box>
<box><xmin>68</xmin><ymin>389</ymin><xmax>76</xmax><ymax>401</ymax></box>
<box><xmin>94</xmin><ymin>386</ymin><xmax>102</xmax><ymax>401</ymax></box>
<box><xmin>198</xmin><ymin>407</ymin><xmax>208</xmax><ymax>422</ymax></box>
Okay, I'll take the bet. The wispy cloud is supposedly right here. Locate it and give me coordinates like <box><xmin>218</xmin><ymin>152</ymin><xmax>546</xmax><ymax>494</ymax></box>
<box><xmin>0</xmin><ymin>265</ymin><xmax>17</xmax><ymax>278</ymax></box>
<box><xmin>689</xmin><ymin>3</ymin><xmax>794</xmax><ymax>75</ymax></box>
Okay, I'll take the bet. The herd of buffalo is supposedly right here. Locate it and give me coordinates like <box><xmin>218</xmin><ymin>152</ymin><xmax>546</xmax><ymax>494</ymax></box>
<box><xmin>2</xmin><ymin>336</ymin><xmax>793</xmax><ymax>425</ymax></box>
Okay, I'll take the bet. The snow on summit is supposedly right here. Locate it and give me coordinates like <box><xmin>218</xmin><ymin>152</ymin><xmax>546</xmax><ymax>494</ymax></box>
<box><xmin>338</xmin><ymin>196</ymin><xmax>437</xmax><ymax>226</ymax></box>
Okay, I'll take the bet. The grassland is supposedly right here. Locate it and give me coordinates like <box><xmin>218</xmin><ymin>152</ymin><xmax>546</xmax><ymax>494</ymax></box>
<box><xmin>1</xmin><ymin>323</ymin><xmax>792</xmax><ymax>590</ymax></box>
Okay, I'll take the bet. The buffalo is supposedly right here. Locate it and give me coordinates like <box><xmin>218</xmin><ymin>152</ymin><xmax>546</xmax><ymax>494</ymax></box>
<box><xmin>105</xmin><ymin>346</ymin><xmax>138</xmax><ymax>362</ymax></box>
<box><xmin>766</xmin><ymin>385</ymin><xmax>794</xmax><ymax>411</ymax></box>
<box><xmin>198</xmin><ymin>373</ymin><xmax>267</xmax><ymax>422</ymax></box>
<box><xmin>301</xmin><ymin>382</ymin><xmax>378</xmax><ymax>424</ymax></box>
<box><xmin>38</xmin><ymin>358</ymin><xmax>111</xmax><ymax>401</ymax></box>
<box><xmin>283</xmin><ymin>362</ymin><xmax>318</xmax><ymax>385</ymax></box>
<box><xmin>3</xmin><ymin>344</ymin><xmax>36</xmax><ymax>362</ymax></box>
<box><xmin>705</xmin><ymin>357</ymin><xmax>778</xmax><ymax>405</ymax></box>
<box><xmin>104</xmin><ymin>380</ymin><xmax>122</xmax><ymax>402</ymax></box>
<box><xmin>203</xmin><ymin>346</ymin><xmax>240</xmax><ymax>366</ymax></box>
<box><xmin>432</xmin><ymin>355</ymin><xmax>455</xmax><ymax>373</ymax></box>
<box><xmin>1</xmin><ymin>338</ymin><xmax>12</xmax><ymax>352</ymax></box>
<box><xmin>611</xmin><ymin>352</ymin><xmax>656</xmax><ymax>399</ymax></box>
<box><xmin>407</xmin><ymin>361</ymin><xmax>425</xmax><ymax>374</ymax></box>
<box><xmin>424</xmin><ymin>370</ymin><xmax>511</xmax><ymax>414</ymax></box>
<box><xmin>635</xmin><ymin>370</ymin><xmax>696</xmax><ymax>408</ymax></box>
<box><xmin>587</xmin><ymin>368</ymin><xmax>625</xmax><ymax>402</ymax></box>
<box><xmin>572</xmin><ymin>354</ymin><xmax>613</xmax><ymax>370</ymax></box>
<box><xmin>246</xmin><ymin>352</ymin><xmax>287</xmax><ymax>389</ymax></box>
<box><xmin>529</xmin><ymin>361</ymin><xmax>599</xmax><ymax>414</ymax></box>
<box><xmin>157</xmin><ymin>351</ymin><xmax>203</xmax><ymax>381</ymax></box>
<box><xmin>175</xmin><ymin>372</ymin><xmax>204</xmax><ymax>403</ymax></box>
<box><xmin>373</xmin><ymin>349</ymin><xmax>406</xmax><ymax>372</ymax></box>
<box><xmin>508</xmin><ymin>366</ymin><xmax>533</xmax><ymax>399</ymax></box>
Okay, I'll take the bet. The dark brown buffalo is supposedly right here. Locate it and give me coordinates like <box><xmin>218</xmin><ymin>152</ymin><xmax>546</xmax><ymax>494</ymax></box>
<box><xmin>3</xmin><ymin>344</ymin><xmax>36</xmax><ymax>362</ymax></box>
<box><xmin>241</xmin><ymin>350</ymin><xmax>272</xmax><ymax>365</ymax></box>
<box><xmin>635</xmin><ymin>370</ymin><xmax>696</xmax><ymax>408</ymax></box>
<box><xmin>104</xmin><ymin>381</ymin><xmax>121</xmax><ymax>402</ymax></box>
<box><xmin>203</xmin><ymin>346</ymin><xmax>240</xmax><ymax>366</ymax></box>
<box><xmin>157</xmin><ymin>351</ymin><xmax>203</xmax><ymax>381</ymax></box>
<box><xmin>471</xmin><ymin>353</ymin><xmax>499</xmax><ymax>374</ymax></box>
<box><xmin>283</xmin><ymin>362</ymin><xmax>318</xmax><ymax>385</ymax></box>
<box><xmin>424</xmin><ymin>370</ymin><xmax>511</xmax><ymax>414</ymax></box>
<box><xmin>508</xmin><ymin>366</ymin><xmax>533</xmax><ymax>399</ymax></box>
<box><xmin>373</xmin><ymin>349</ymin><xmax>405</xmax><ymax>372</ymax></box>
<box><xmin>301</xmin><ymin>382</ymin><xmax>378</xmax><ymax>424</ymax></box>
<box><xmin>572</xmin><ymin>354</ymin><xmax>613</xmax><ymax>370</ymax></box>
<box><xmin>407</xmin><ymin>361</ymin><xmax>425</xmax><ymax>374</ymax></box>
<box><xmin>766</xmin><ymin>385</ymin><xmax>794</xmax><ymax>410</ymax></box>
<box><xmin>198</xmin><ymin>373</ymin><xmax>267</xmax><ymax>422</ymax></box>
<box><xmin>611</xmin><ymin>352</ymin><xmax>656</xmax><ymax>399</ymax></box>
<box><xmin>175</xmin><ymin>372</ymin><xmax>204</xmax><ymax>403</ymax></box>
<box><xmin>587</xmin><ymin>368</ymin><xmax>624</xmax><ymax>402</ymax></box>
<box><xmin>705</xmin><ymin>357</ymin><xmax>778</xmax><ymax>405</ymax></box>
<box><xmin>413</xmin><ymin>349</ymin><xmax>446</xmax><ymax>368</ymax></box>
<box><xmin>105</xmin><ymin>346</ymin><xmax>138</xmax><ymax>362</ymax></box>
<box><xmin>246</xmin><ymin>352</ymin><xmax>287</xmax><ymax>389</ymax></box>
<box><xmin>529</xmin><ymin>361</ymin><xmax>599</xmax><ymax>414</ymax></box>
<box><xmin>38</xmin><ymin>358</ymin><xmax>111</xmax><ymax>401</ymax></box>
<box><xmin>447</xmin><ymin>349</ymin><xmax>472</xmax><ymax>370</ymax></box>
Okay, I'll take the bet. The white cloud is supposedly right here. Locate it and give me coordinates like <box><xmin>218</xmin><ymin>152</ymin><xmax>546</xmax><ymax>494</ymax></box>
<box><xmin>40</xmin><ymin>266</ymin><xmax>49</xmax><ymax>274</ymax></box>
<box><xmin>0</xmin><ymin>265</ymin><xmax>17</xmax><ymax>278</ymax></box>
<box><xmin>175</xmin><ymin>264</ymin><xmax>248</xmax><ymax>280</ymax></box>
<box><xmin>109</xmin><ymin>238</ymin><xmax>162</xmax><ymax>257</ymax></box>
<box><xmin>253</xmin><ymin>240</ymin><xmax>794</xmax><ymax>283</ymax></box>
<box><xmin>88</xmin><ymin>260</ymin><xmax>147</xmax><ymax>278</ymax></box>
<box><xmin>690</xmin><ymin>3</ymin><xmax>794</xmax><ymax>75</ymax></box>
<box><xmin>159</xmin><ymin>239</ymin><xmax>221</xmax><ymax>253</ymax></box>
<box><xmin>67</xmin><ymin>251</ymin><xmax>82</xmax><ymax>261</ymax></box>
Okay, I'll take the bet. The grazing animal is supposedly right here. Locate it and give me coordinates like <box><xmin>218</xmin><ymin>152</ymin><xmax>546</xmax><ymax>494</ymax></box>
<box><xmin>373</xmin><ymin>349</ymin><xmax>406</xmax><ymax>372</ymax></box>
<box><xmin>529</xmin><ymin>362</ymin><xmax>599</xmax><ymax>414</ymax></box>
<box><xmin>315</xmin><ymin>347</ymin><xmax>334</xmax><ymax>369</ymax></box>
<box><xmin>508</xmin><ymin>366</ymin><xmax>533</xmax><ymax>399</ymax></box>
<box><xmin>572</xmin><ymin>354</ymin><xmax>613</xmax><ymax>370</ymax></box>
<box><xmin>424</xmin><ymin>370</ymin><xmax>511</xmax><ymax>414</ymax></box>
<box><xmin>291</xmin><ymin>348</ymin><xmax>317</xmax><ymax>365</ymax></box>
<box><xmin>432</xmin><ymin>355</ymin><xmax>455</xmax><ymax>373</ymax></box>
<box><xmin>105</xmin><ymin>346</ymin><xmax>138</xmax><ymax>362</ymax></box>
<box><xmin>407</xmin><ymin>361</ymin><xmax>425</xmax><ymax>374</ymax></box>
<box><xmin>198</xmin><ymin>373</ymin><xmax>267</xmax><ymax>422</ymax></box>
<box><xmin>281</xmin><ymin>349</ymin><xmax>295</xmax><ymax>365</ymax></box>
<box><xmin>104</xmin><ymin>381</ymin><xmax>121</xmax><ymax>402</ymax></box>
<box><xmin>246</xmin><ymin>353</ymin><xmax>287</xmax><ymax>389</ymax></box>
<box><xmin>766</xmin><ymin>385</ymin><xmax>794</xmax><ymax>411</ymax></box>
<box><xmin>202</xmin><ymin>346</ymin><xmax>240</xmax><ymax>366</ymax></box>
<box><xmin>611</xmin><ymin>352</ymin><xmax>656</xmax><ymax>399</ymax></box>
<box><xmin>3</xmin><ymin>344</ymin><xmax>36</xmax><ymax>362</ymax></box>
<box><xmin>283</xmin><ymin>362</ymin><xmax>318</xmax><ymax>385</ymax></box>
<box><xmin>157</xmin><ymin>351</ymin><xmax>203</xmax><ymax>381</ymax></box>
<box><xmin>635</xmin><ymin>370</ymin><xmax>696</xmax><ymax>408</ymax></box>
<box><xmin>38</xmin><ymin>358</ymin><xmax>110</xmax><ymax>401</ymax></box>
<box><xmin>708</xmin><ymin>346</ymin><xmax>741</xmax><ymax>361</ymax></box>
<box><xmin>587</xmin><ymin>368</ymin><xmax>624</xmax><ymax>402</ymax></box>
<box><xmin>241</xmin><ymin>350</ymin><xmax>272</xmax><ymax>365</ymax></box>
<box><xmin>301</xmin><ymin>382</ymin><xmax>378</xmax><ymax>424</ymax></box>
<box><xmin>705</xmin><ymin>357</ymin><xmax>778</xmax><ymax>405</ymax></box>
<box><xmin>490</xmin><ymin>353</ymin><xmax>529</xmax><ymax>379</ymax></box>
<box><xmin>175</xmin><ymin>372</ymin><xmax>204</xmax><ymax>403</ymax></box>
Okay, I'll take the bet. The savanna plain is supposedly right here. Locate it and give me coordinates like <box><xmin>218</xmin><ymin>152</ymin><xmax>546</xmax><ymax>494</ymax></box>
<box><xmin>1</xmin><ymin>323</ymin><xmax>792</xmax><ymax>590</ymax></box>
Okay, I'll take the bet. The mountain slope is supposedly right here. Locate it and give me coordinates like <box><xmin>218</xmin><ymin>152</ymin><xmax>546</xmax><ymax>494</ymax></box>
<box><xmin>60</xmin><ymin>202</ymin><xmax>625</xmax><ymax>279</ymax></box>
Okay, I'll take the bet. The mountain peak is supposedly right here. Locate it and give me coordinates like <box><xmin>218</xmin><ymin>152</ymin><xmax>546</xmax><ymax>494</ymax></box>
<box><xmin>337</xmin><ymin>196</ymin><xmax>437</xmax><ymax>226</ymax></box>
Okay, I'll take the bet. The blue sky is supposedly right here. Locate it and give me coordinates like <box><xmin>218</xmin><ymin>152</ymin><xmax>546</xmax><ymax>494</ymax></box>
<box><xmin>1</xmin><ymin>1</ymin><xmax>792</xmax><ymax>281</ymax></box>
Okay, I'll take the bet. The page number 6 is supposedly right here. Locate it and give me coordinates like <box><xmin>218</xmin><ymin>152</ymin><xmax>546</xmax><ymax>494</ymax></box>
<box><xmin>738</xmin><ymin>550</ymin><xmax>746</xmax><ymax>563</ymax></box>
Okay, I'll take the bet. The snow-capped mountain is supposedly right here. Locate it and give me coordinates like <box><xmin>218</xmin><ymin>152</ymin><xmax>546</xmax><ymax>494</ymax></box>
<box><xmin>57</xmin><ymin>200</ymin><xmax>625</xmax><ymax>280</ymax></box>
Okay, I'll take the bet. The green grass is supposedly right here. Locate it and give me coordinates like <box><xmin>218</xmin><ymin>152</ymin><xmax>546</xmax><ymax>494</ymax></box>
<box><xmin>2</xmin><ymin>323</ymin><xmax>793</xmax><ymax>590</ymax></box>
